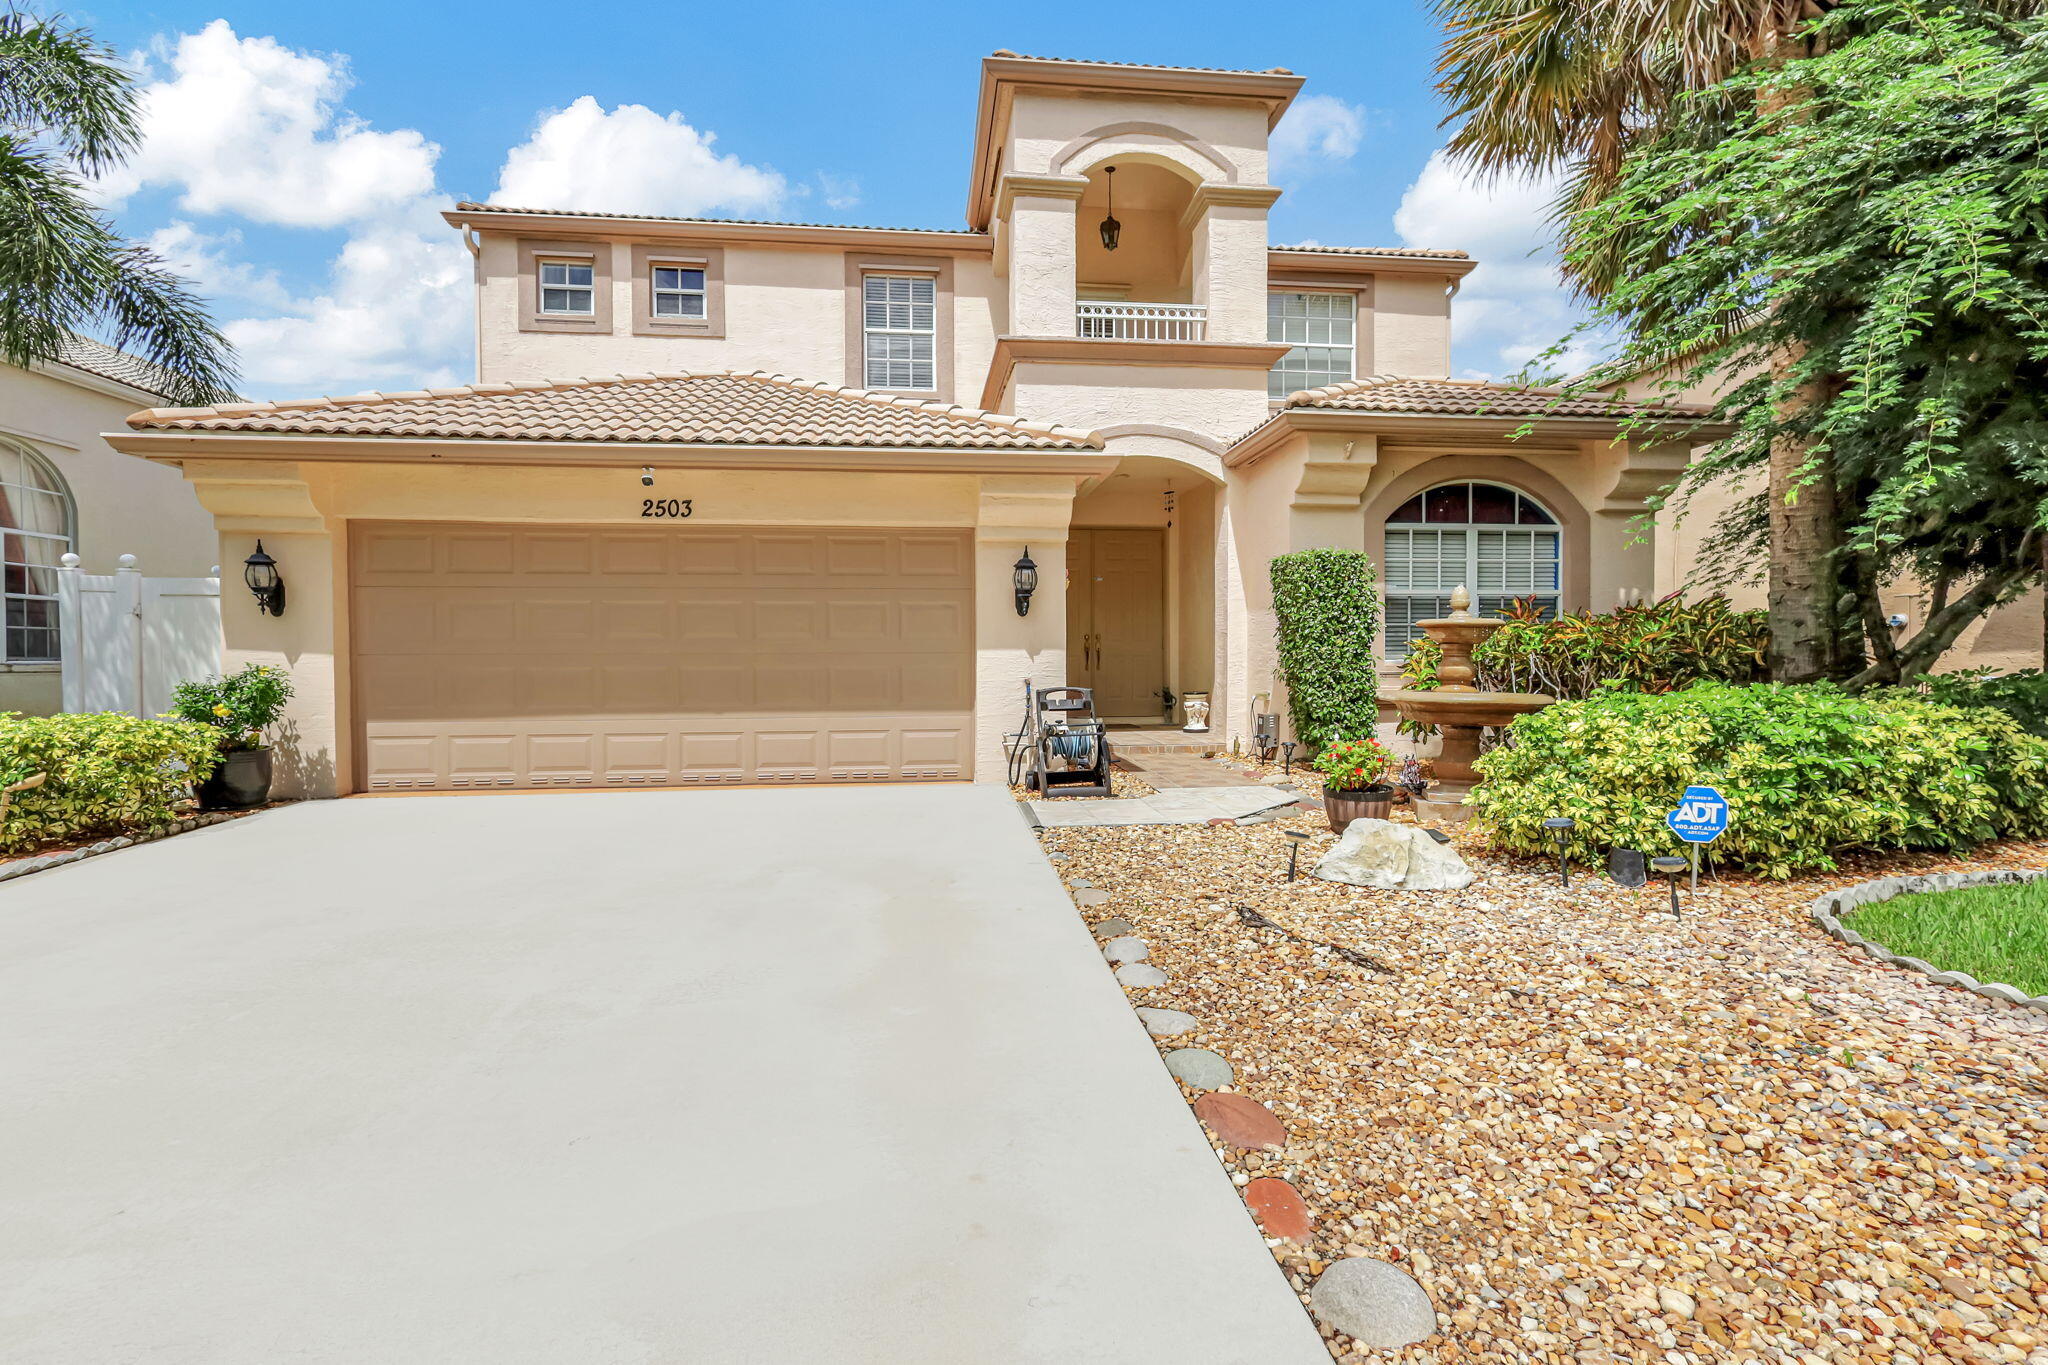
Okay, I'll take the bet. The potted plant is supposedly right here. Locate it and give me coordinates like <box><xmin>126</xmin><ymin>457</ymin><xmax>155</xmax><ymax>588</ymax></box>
<box><xmin>169</xmin><ymin>663</ymin><xmax>294</xmax><ymax>808</ymax></box>
<box><xmin>1313</xmin><ymin>736</ymin><xmax>1397</xmax><ymax>834</ymax></box>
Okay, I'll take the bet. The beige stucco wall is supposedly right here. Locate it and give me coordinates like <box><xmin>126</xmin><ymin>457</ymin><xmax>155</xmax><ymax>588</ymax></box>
<box><xmin>1005</xmin><ymin>362</ymin><xmax>1268</xmax><ymax>450</ymax></box>
<box><xmin>0</xmin><ymin>362</ymin><xmax>217</xmax><ymax>714</ymax></box>
<box><xmin>475</xmin><ymin>236</ymin><xmax>1004</xmax><ymax>409</ymax></box>
<box><xmin>167</xmin><ymin>457</ymin><xmax>1080</xmax><ymax>798</ymax></box>
<box><xmin>1370</xmin><ymin>277</ymin><xmax>1455</xmax><ymax>379</ymax></box>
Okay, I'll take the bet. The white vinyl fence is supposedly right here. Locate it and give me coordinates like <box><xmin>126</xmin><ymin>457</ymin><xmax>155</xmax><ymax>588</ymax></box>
<box><xmin>56</xmin><ymin>554</ymin><xmax>223</xmax><ymax>718</ymax></box>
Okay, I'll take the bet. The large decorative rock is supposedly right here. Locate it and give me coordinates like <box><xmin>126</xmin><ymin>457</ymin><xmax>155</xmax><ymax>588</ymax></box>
<box><xmin>1308</xmin><ymin>1257</ymin><xmax>1439</xmax><ymax>1348</ymax></box>
<box><xmin>1311</xmin><ymin>818</ymin><xmax>1473</xmax><ymax>891</ymax></box>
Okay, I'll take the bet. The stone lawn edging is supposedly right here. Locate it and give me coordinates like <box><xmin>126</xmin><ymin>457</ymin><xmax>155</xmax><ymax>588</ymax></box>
<box><xmin>1809</xmin><ymin>868</ymin><xmax>2048</xmax><ymax>1013</ymax></box>
<box><xmin>0</xmin><ymin>810</ymin><xmax>260</xmax><ymax>886</ymax></box>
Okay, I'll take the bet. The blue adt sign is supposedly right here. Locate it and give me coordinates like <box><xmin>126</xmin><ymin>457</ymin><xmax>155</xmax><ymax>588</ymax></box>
<box><xmin>1667</xmin><ymin>785</ymin><xmax>1729</xmax><ymax>843</ymax></box>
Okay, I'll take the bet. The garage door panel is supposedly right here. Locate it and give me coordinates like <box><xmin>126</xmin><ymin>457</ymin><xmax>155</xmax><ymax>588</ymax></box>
<box><xmin>353</xmin><ymin>523</ymin><xmax>973</xmax><ymax>790</ymax></box>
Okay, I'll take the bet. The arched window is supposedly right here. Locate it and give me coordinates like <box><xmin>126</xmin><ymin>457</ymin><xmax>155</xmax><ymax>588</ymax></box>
<box><xmin>1383</xmin><ymin>481</ymin><xmax>1560</xmax><ymax>656</ymax></box>
<box><xmin>0</xmin><ymin>443</ymin><xmax>75</xmax><ymax>663</ymax></box>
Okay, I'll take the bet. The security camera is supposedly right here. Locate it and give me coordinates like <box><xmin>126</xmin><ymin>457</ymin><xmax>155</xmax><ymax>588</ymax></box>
<box><xmin>640</xmin><ymin>467</ymin><xmax>654</xmax><ymax>488</ymax></box>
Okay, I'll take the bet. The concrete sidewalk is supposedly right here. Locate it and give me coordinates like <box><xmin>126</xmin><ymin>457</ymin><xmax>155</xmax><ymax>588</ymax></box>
<box><xmin>0</xmin><ymin>786</ymin><xmax>1326</xmax><ymax>1364</ymax></box>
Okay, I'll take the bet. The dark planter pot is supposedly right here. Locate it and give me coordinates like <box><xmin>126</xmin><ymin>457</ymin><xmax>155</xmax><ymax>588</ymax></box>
<box><xmin>200</xmin><ymin>747</ymin><xmax>273</xmax><ymax>810</ymax></box>
<box><xmin>1324</xmin><ymin>784</ymin><xmax>1393</xmax><ymax>835</ymax></box>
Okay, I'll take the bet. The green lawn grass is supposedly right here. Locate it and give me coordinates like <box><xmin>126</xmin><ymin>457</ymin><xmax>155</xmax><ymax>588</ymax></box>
<box><xmin>1846</xmin><ymin>877</ymin><xmax>2048</xmax><ymax>997</ymax></box>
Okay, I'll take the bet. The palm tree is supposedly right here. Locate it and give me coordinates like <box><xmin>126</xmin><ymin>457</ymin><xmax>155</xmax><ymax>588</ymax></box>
<box><xmin>1432</xmin><ymin>0</ymin><xmax>1847</xmax><ymax>681</ymax></box>
<box><xmin>0</xmin><ymin>10</ymin><xmax>236</xmax><ymax>405</ymax></box>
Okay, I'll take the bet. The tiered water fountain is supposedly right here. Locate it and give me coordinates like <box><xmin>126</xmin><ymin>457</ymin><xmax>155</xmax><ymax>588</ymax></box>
<box><xmin>1391</xmin><ymin>586</ymin><xmax>1555</xmax><ymax>822</ymax></box>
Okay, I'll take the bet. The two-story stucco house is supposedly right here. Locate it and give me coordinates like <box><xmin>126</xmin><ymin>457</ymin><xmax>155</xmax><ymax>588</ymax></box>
<box><xmin>108</xmin><ymin>53</ymin><xmax>1696</xmax><ymax>798</ymax></box>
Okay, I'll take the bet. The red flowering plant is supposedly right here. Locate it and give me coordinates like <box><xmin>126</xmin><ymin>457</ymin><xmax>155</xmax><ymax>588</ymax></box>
<box><xmin>1312</xmin><ymin>736</ymin><xmax>1396</xmax><ymax>793</ymax></box>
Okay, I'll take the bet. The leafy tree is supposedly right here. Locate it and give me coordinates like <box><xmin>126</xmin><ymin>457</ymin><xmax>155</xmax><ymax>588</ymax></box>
<box><xmin>1569</xmin><ymin>0</ymin><xmax>2048</xmax><ymax>683</ymax></box>
<box><xmin>1434</xmin><ymin>0</ymin><xmax>2046</xmax><ymax>682</ymax></box>
<box><xmin>0</xmin><ymin>11</ymin><xmax>236</xmax><ymax>403</ymax></box>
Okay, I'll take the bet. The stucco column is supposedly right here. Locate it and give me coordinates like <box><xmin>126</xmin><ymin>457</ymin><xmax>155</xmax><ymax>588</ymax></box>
<box><xmin>997</xmin><ymin>174</ymin><xmax>1086</xmax><ymax>337</ymax></box>
<box><xmin>1184</xmin><ymin>186</ymin><xmax>1281</xmax><ymax>345</ymax></box>
<box><xmin>974</xmin><ymin>474</ymin><xmax>1077</xmax><ymax>782</ymax></box>
<box><xmin>180</xmin><ymin>460</ymin><xmax>344</xmax><ymax>799</ymax></box>
<box><xmin>1591</xmin><ymin>436</ymin><xmax>1691</xmax><ymax>610</ymax></box>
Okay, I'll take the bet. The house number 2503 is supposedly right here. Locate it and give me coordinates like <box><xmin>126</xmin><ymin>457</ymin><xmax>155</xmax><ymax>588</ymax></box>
<box><xmin>640</xmin><ymin>498</ymin><xmax>693</xmax><ymax>519</ymax></box>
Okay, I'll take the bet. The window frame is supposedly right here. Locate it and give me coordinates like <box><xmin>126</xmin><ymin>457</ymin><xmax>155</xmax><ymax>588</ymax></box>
<box><xmin>844</xmin><ymin>255</ymin><xmax>952</xmax><ymax>398</ymax></box>
<box><xmin>1381</xmin><ymin>480</ymin><xmax>1563</xmax><ymax>659</ymax></box>
<box><xmin>860</xmin><ymin>271</ymin><xmax>939</xmax><ymax>393</ymax></box>
<box><xmin>518</xmin><ymin>240</ymin><xmax>611</xmax><ymax>334</ymax></box>
<box><xmin>0</xmin><ymin>442</ymin><xmax>75</xmax><ymax>666</ymax></box>
<box><xmin>650</xmin><ymin>263</ymin><xmax>708</xmax><ymax>320</ymax></box>
<box><xmin>536</xmin><ymin>257</ymin><xmax>597</xmax><ymax>316</ymax></box>
<box><xmin>1266</xmin><ymin>289</ymin><xmax>1358</xmax><ymax>400</ymax></box>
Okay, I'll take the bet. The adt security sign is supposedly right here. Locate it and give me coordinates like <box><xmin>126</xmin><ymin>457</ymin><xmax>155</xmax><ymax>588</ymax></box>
<box><xmin>1667</xmin><ymin>786</ymin><xmax>1729</xmax><ymax>844</ymax></box>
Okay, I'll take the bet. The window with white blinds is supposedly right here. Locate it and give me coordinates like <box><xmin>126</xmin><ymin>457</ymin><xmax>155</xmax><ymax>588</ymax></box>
<box><xmin>1381</xmin><ymin>482</ymin><xmax>1561</xmax><ymax>656</ymax></box>
<box><xmin>863</xmin><ymin>274</ymin><xmax>936</xmax><ymax>390</ymax></box>
<box><xmin>1267</xmin><ymin>292</ymin><xmax>1356</xmax><ymax>399</ymax></box>
<box><xmin>1</xmin><ymin>442</ymin><xmax>73</xmax><ymax>663</ymax></box>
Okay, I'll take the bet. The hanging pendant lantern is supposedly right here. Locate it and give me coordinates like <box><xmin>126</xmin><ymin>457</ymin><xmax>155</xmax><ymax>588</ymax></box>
<box><xmin>1098</xmin><ymin>165</ymin><xmax>1120</xmax><ymax>251</ymax></box>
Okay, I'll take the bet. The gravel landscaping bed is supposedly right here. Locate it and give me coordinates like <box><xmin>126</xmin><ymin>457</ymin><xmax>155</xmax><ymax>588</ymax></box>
<box><xmin>1043</xmin><ymin>803</ymin><xmax>2048</xmax><ymax>1364</ymax></box>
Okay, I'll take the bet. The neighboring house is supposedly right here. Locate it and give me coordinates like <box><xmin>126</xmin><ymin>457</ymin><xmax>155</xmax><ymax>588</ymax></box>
<box><xmin>1</xmin><ymin>336</ymin><xmax>219</xmax><ymax>715</ymax></box>
<box><xmin>108</xmin><ymin>53</ymin><xmax>1698</xmax><ymax>798</ymax></box>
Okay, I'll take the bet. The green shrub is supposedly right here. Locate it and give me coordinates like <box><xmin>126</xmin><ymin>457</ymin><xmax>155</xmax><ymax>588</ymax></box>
<box><xmin>1271</xmin><ymin>548</ymin><xmax>1381</xmax><ymax>756</ymax></box>
<box><xmin>1473</xmin><ymin>682</ymin><xmax>2048</xmax><ymax>878</ymax></box>
<box><xmin>0</xmin><ymin>712</ymin><xmax>222</xmax><ymax>854</ymax></box>
<box><xmin>169</xmin><ymin>663</ymin><xmax>293</xmax><ymax>752</ymax></box>
<box><xmin>1908</xmin><ymin>669</ymin><xmax>2048</xmax><ymax>740</ymax></box>
<box><xmin>1401</xmin><ymin>594</ymin><xmax>1768</xmax><ymax>701</ymax></box>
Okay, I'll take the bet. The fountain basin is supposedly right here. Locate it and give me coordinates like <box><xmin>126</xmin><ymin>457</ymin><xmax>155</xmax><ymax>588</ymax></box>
<box><xmin>1391</xmin><ymin>687</ymin><xmax>1556</xmax><ymax>810</ymax></box>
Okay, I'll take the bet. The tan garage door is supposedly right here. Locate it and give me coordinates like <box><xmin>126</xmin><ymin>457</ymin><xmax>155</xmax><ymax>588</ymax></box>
<box><xmin>350</xmin><ymin>522</ymin><xmax>974</xmax><ymax>791</ymax></box>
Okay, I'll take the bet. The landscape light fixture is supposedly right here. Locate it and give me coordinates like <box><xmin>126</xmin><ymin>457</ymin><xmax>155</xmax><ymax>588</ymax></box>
<box><xmin>1543</xmin><ymin>816</ymin><xmax>1576</xmax><ymax>888</ymax></box>
<box><xmin>1651</xmin><ymin>855</ymin><xmax>1689</xmax><ymax>919</ymax></box>
<box><xmin>1281</xmin><ymin>740</ymin><xmax>1296</xmax><ymax>775</ymax></box>
<box><xmin>242</xmin><ymin>541</ymin><xmax>285</xmax><ymax>617</ymax></box>
<box><xmin>1012</xmin><ymin>547</ymin><xmax>1038</xmax><ymax>617</ymax></box>
<box><xmin>1284</xmin><ymin>829</ymin><xmax>1311</xmax><ymax>882</ymax></box>
<box><xmin>1098</xmin><ymin>166</ymin><xmax>1120</xmax><ymax>251</ymax></box>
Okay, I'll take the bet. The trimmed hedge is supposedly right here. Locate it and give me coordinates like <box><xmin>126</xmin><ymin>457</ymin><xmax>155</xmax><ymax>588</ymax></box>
<box><xmin>1473</xmin><ymin>682</ymin><xmax>2048</xmax><ymax>878</ymax></box>
<box><xmin>1909</xmin><ymin>669</ymin><xmax>2048</xmax><ymax>740</ymax></box>
<box><xmin>1271</xmin><ymin>548</ymin><xmax>1382</xmax><ymax>757</ymax></box>
<box><xmin>0</xmin><ymin>712</ymin><xmax>221</xmax><ymax>855</ymax></box>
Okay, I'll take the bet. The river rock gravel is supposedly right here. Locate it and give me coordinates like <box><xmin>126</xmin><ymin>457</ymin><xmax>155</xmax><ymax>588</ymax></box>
<box><xmin>1041</xmin><ymin>802</ymin><xmax>2048</xmax><ymax>1364</ymax></box>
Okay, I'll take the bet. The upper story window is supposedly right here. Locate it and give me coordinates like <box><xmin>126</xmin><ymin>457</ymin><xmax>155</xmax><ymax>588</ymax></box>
<box><xmin>1382</xmin><ymin>481</ymin><xmax>1560</xmax><ymax>657</ymax></box>
<box><xmin>538</xmin><ymin>259</ymin><xmax>595</xmax><ymax>315</ymax></box>
<box><xmin>1268</xmin><ymin>291</ymin><xmax>1356</xmax><ymax>399</ymax></box>
<box><xmin>652</xmin><ymin>265</ymin><xmax>707</xmax><ymax>319</ymax></box>
<box><xmin>0</xmin><ymin>443</ymin><xmax>73</xmax><ymax>664</ymax></box>
<box><xmin>863</xmin><ymin>273</ymin><xmax>936</xmax><ymax>391</ymax></box>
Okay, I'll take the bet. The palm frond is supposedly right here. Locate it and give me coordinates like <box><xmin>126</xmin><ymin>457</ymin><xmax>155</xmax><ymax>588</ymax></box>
<box><xmin>0</xmin><ymin>11</ymin><xmax>139</xmax><ymax>174</ymax></box>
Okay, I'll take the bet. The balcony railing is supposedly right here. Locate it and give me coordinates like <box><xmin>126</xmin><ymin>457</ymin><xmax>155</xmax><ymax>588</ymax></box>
<box><xmin>1075</xmin><ymin>300</ymin><xmax>1207</xmax><ymax>342</ymax></box>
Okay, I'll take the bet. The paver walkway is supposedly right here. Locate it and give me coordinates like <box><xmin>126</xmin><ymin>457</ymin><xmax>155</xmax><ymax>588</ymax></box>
<box><xmin>0</xmin><ymin>786</ymin><xmax>1327</xmax><ymax>1365</ymax></box>
<box><xmin>1026</xmin><ymin>784</ymin><xmax>1299</xmax><ymax>828</ymax></box>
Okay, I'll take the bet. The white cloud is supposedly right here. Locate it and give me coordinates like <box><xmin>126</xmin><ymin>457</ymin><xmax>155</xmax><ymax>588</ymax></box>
<box><xmin>815</xmin><ymin>172</ymin><xmax>862</xmax><ymax>213</ymax></box>
<box><xmin>144</xmin><ymin>222</ymin><xmax>292</xmax><ymax>310</ymax></box>
<box><xmin>95</xmin><ymin>20</ymin><xmax>437</xmax><ymax>228</ymax></box>
<box><xmin>220</xmin><ymin>204</ymin><xmax>473</xmax><ymax>394</ymax></box>
<box><xmin>1271</xmin><ymin>95</ymin><xmax>1365</xmax><ymax>173</ymax></box>
<box><xmin>494</xmin><ymin>96</ymin><xmax>785</xmax><ymax>217</ymax></box>
<box><xmin>1393</xmin><ymin>151</ymin><xmax>1603</xmax><ymax>379</ymax></box>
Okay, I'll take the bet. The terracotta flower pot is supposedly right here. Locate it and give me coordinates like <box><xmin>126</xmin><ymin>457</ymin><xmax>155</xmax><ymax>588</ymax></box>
<box><xmin>1324</xmin><ymin>784</ymin><xmax>1393</xmax><ymax>835</ymax></box>
<box><xmin>200</xmin><ymin>747</ymin><xmax>273</xmax><ymax>810</ymax></box>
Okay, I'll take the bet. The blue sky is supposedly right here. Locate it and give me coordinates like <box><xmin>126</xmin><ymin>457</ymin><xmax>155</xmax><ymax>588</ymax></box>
<box><xmin>79</xmin><ymin>0</ymin><xmax>1586</xmax><ymax>398</ymax></box>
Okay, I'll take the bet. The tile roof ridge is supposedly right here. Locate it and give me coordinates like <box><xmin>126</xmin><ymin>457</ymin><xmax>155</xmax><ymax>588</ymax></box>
<box><xmin>127</xmin><ymin>369</ymin><xmax>712</xmax><ymax>426</ymax></box>
<box><xmin>732</xmin><ymin>370</ymin><xmax>1104</xmax><ymax>448</ymax></box>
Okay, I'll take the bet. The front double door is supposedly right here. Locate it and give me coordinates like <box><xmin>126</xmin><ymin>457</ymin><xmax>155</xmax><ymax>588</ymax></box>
<box><xmin>1067</xmin><ymin>528</ymin><xmax>1166</xmax><ymax>723</ymax></box>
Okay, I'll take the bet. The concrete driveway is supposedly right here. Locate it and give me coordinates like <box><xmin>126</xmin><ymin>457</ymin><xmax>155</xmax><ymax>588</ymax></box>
<box><xmin>0</xmin><ymin>786</ymin><xmax>1325</xmax><ymax>1364</ymax></box>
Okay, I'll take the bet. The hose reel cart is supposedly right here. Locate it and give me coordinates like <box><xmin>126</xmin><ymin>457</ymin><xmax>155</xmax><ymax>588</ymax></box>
<box><xmin>1005</xmin><ymin>684</ymin><xmax>1114</xmax><ymax>798</ymax></box>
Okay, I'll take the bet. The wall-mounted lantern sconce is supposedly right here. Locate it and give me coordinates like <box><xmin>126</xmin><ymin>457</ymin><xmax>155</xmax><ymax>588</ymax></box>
<box><xmin>1013</xmin><ymin>547</ymin><xmax>1039</xmax><ymax>616</ymax></box>
<box><xmin>1098</xmin><ymin>166</ymin><xmax>1120</xmax><ymax>251</ymax></box>
<box><xmin>243</xmin><ymin>541</ymin><xmax>285</xmax><ymax>617</ymax></box>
